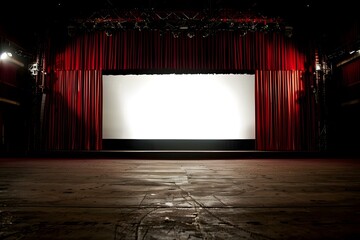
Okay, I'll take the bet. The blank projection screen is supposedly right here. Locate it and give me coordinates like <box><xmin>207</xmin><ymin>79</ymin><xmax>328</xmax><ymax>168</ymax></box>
<box><xmin>102</xmin><ymin>73</ymin><xmax>255</xmax><ymax>140</ymax></box>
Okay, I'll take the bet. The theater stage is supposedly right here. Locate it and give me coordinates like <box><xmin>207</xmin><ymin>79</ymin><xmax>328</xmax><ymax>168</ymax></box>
<box><xmin>1</xmin><ymin>155</ymin><xmax>360</xmax><ymax>239</ymax></box>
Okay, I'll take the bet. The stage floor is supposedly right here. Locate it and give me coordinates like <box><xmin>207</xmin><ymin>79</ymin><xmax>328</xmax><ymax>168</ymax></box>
<box><xmin>1</xmin><ymin>158</ymin><xmax>360</xmax><ymax>239</ymax></box>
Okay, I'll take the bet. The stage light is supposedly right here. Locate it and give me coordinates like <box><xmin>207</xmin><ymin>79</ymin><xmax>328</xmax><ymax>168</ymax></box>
<box><xmin>285</xmin><ymin>26</ymin><xmax>293</xmax><ymax>38</ymax></box>
<box><xmin>29</xmin><ymin>63</ymin><xmax>39</xmax><ymax>76</ymax></box>
<box><xmin>71</xmin><ymin>9</ymin><xmax>285</xmax><ymax>36</ymax></box>
<box><xmin>0</xmin><ymin>51</ymin><xmax>24</xmax><ymax>67</ymax></box>
<box><xmin>202</xmin><ymin>31</ymin><xmax>210</xmax><ymax>38</ymax></box>
<box><xmin>172</xmin><ymin>32</ymin><xmax>180</xmax><ymax>38</ymax></box>
<box><xmin>0</xmin><ymin>52</ymin><xmax>12</xmax><ymax>60</ymax></box>
<box><xmin>187</xmin><ymin>32</ymin><xmax>195</xmax><ymax>38</ymax></box>
<box><xmin>105</xmin><ymin>30</ymin><xmax>113</xmax><ymax>36</ymax></box>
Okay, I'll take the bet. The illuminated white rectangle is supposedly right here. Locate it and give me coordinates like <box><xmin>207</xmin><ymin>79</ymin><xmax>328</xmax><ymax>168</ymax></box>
<box><xmin>103</xmin><ymin>73</ymin><xmax>255</xmax><ymax>139</ymax></box>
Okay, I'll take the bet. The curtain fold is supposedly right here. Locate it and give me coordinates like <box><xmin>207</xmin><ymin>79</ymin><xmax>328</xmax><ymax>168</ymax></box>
<box><xmin>42</xmin><ymin>30</ymin><xmax>315</xmax><ymax>151</ymax></box>
<box><xmin>255</xmin><ymin>70</ymin><xmax>316</xmax><ymax>151</ymax></box>
<box><xmin>43</xmin><ymin>70</ymin><xmax>102</xmax><ymax>150</ymax></box>
<box><xmin>342</xmin><ymin>57</ymin><xmax>360</xmax><ymax>86</ymax></box>
<box><xmin>47</xmin><ymin>31</ymin><xmax>306</xmax><ymax>72</ymax></box>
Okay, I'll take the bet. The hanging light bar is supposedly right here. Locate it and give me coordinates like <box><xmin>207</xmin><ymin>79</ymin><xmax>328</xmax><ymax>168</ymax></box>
<box><xmin>69</xmin><ymin>8</ymin><xmax>285</xmax><ymax>37</ymax></box>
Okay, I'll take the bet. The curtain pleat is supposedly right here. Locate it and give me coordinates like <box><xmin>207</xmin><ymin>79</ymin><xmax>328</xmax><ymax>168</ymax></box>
<box><xmin>255</xmin><ymin>70</ymin><xmax>316</xmax><ymax>150</ymax></box>
<box><xmin>43</xmin><ymin>70</ymin><xmax>102</xmax><ymax>150</ymax></box>
<box><xmin>256</xmin><ymin>70</ymin><xmax>302</xmax><ymax>150</ymax></box>
<box><xmin>342</xmin><ymin>57</ymin><xmax>360</xmax><ymax>86</ymax></box>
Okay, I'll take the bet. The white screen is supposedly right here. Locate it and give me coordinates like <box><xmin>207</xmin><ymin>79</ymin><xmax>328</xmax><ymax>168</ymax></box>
<box><xmin>102</xmin><ymin>74</ymin><xmax>255</xmax><ymax>139</ymax></box>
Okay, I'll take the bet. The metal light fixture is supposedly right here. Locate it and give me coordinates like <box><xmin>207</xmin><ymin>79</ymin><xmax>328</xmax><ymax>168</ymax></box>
<box><xmin>0</xmin><ymin>51</ymin><xmax>24</xmax><ymax>67</ymax></box>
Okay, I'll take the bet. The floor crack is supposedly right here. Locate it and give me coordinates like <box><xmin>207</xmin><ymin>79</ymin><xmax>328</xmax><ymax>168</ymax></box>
<box><xmin>174</xmin><ymin>183</ymin><xmax>274</xmax><ymax>240</ymax></box>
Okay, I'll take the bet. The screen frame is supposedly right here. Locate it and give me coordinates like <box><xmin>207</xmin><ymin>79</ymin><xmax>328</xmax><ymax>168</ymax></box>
<box><xmin>102</xmin><ymin>70</ymin><xmax>256</xmax><ymax>150</ymax></box>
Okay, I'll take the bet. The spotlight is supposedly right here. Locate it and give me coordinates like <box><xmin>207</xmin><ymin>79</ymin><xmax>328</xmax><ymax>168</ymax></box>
<box><xmin>0</xmin><ymin>51</ymin><xmax>24</xmax><ymax>67</ymax></box>
<box><xmin>172</xmin><ymin>32</ymin><xmax>180</xmax><ymax>38</ymax></box>
<box><xmin>0</xmin><ymin>52</ymin><xmax>12</xmax><ymax>60</ymax></box>
<box><xmin>134</xmin><ymin>22</ymin><xmax>141</xmax><ymax>31</ymax></box>
<box><xmin>67</xmin><ymin>25</ymin><xmax>76</xmax><ymax>37</ymax></box>
<box><xmin>285</xmin><ymin>26</ymin><xmax>293</xmax><ymax>38</ymax></box>
<box><xmin>105</xmin><ymin>30</ymin><xmax>113</xmax><ymax>37</ymax></box>
<box><xmin>187</xmin><ymin>32</ymin><xmax>195</xmax><ymax>38</ymax></box>
<box><xmin>29</xmin><ymin>63</ymin><xmax>39</xmax><ymax>76</ymax></box>
<box><xmin>202</xmin><ymin>31</ymin><xmax>210</xmax><ymax>38</ymax></box>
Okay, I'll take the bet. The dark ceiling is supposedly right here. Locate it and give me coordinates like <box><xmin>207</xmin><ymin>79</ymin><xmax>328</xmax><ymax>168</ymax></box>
<box><xmin>0</xmin><ymin>0</ymin><xmax>357</xmax><ymax>53</ymax></box>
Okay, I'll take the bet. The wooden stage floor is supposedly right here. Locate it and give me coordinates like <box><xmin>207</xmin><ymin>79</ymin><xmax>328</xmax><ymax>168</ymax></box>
<box><xmin>1</xmin><ymin>157</ymin><xmax>360</xmax><ymax>239</ymax></box>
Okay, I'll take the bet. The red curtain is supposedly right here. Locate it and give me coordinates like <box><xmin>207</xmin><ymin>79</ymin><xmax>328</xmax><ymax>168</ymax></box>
<box><xmin>0</xmin><ymin>62</ymin><xmax>18</xmax><ymax>86</ymax></box>
<box><xmin>341</xmin><ymin>57</ymin><xmax>360</xmax><ymax>86</ymax></box>
<box><xmin>43</xmin><ymin>30</ymin><xmax>316</xmax><ymax>150</ymax></box>
<box><xmin>47</xmin><ymin>31</ymin><xmax>306</xmax><ymax>71</ymax></box>
<box><xmin>255</xmin><ymin>70</ymin><xmax>316</xmax><ymax>150</ymax></box>
<box><xmin>43</xmin><ymin>70</ymin><xmax>102</xmax><ymax>150</ymax></box>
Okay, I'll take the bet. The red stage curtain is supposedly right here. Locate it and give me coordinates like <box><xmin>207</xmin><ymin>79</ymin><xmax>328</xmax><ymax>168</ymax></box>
<box><xmin>255</xmin><ymin>70</ymin><xmax>316</xmax><ymax>151</ymax></box>
<box><xmin>47</xmin><ymin>31</ymin><xmax>306</xmax><ymax>71</ymax></box>
<box><xmin>0</xmin><ymin>62</ymin><xmax>18</xmax><ymax>86</ymax></box>
<box><xmin>42</xmin><ymin>30</ymin><xmax>315</xmax><ymax>150</ymax></box>
<box><xmin>43</xmin><ymin>70</ymin><xmax>102</xmax><ymax>150</ymax></box>
<box><xmin>341</xmin><ymin>57</ymin><xmax>360</xmax><ymax>86</ymax></box>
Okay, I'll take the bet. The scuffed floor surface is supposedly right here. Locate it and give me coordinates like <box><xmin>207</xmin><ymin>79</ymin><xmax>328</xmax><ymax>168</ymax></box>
<box><xmin>1</xmin><ymin>158</ymin><xmax>360</xmax><ymax>239</ymax></box>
